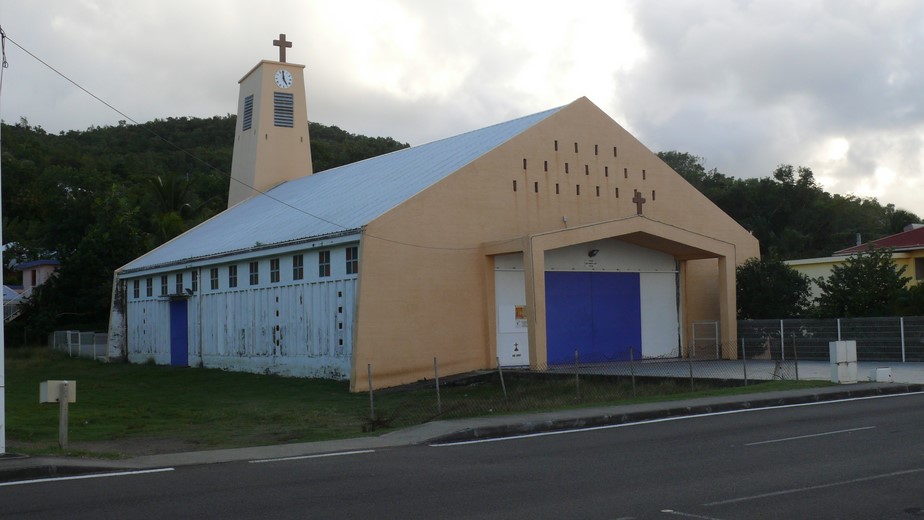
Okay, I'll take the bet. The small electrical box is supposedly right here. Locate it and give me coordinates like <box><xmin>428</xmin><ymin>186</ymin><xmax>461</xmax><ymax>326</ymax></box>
<box><xmin>870</xmin><ymin>368</ymin><xmax>893</xmax><ymax>383</ymax></box>
<box><xmin>40</xmin><ymin>380</ymin><xmax>77</xmax><ymax>404</ymax></box>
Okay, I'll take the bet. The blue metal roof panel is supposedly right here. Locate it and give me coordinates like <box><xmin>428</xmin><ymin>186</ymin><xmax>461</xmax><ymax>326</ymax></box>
<box><xmin>14</xmin><ymin>259</ymin><xmax>61</xmax><ymax>270</ymax></box>
<box><xmin>121</xmin><ymin>105</ymin><xmax>562</xmax><ymax>272</ymax></box>
<box><xmin>3</xmin><ymin>285</ymin><xmax>21</xmax><ymax>302</ymax></box>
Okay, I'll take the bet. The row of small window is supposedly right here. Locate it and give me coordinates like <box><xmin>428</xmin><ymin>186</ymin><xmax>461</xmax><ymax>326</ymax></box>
<box><xmin>553</xmin><ymin>141</ymin><xmax>617</xmax><ymax>156</ymax></box>
<box><xmin>131</xmin><ymin>247</ymin><xmax>358</xmax><ymax>298</ymax></box>
<box><xmin>523</xmin><ymin>159</ymin><xmax>647</xmax><ymax>180</ymax></box>
<box><xmin>511</xmin><ymin>180</ymin><xmax>656</xmax><ymax>199</ymax></box>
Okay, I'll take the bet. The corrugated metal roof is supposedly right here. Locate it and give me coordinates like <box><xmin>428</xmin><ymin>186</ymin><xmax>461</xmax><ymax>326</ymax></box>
<box><xmin>121</xmin><ymin>105</ymin><xmax>563</xmax><ymax>273</ymax></box>
<box><xmin>14</xmin><ymin>259</ymin><xmax>61</xmax><ymax>270</ymax></box>
<box><xmin>834</xmin><ymin>225</ymin><xmax>924</xmax><ymax>255</ymax></box>
<box><xmin>3</xmin><ymin>285</ymin><xmax>21</xmax><ymax>302</ymax></box>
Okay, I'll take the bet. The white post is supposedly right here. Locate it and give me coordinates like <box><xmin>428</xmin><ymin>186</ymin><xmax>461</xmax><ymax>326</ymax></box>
<box><xmin>433</xmin><ymin>357</ymin><xmax>441</xmax><ymax>415</ymax></box>
<box><xmin>59</xmin><ymin>381</ymin><xmax>69</xmax><ymax>449</ymax></box>
<box><xmin>779</xmin><ymin>320</ymin><xmax>785</xmax><ymax>361</ymax></box>
<box><xmin>0</xmin><ymin>74</ymin><xmax>6</xmax><ymax>455</ymax></box>
<box><xmin>496</xmin><ymin>356</ymin><xmax>508</xmax><ymax>401</ymax></box>
<box><xmin>367</xmin><ymin>364</ymin><xmax>375</xmax><ymax>422</ymax></box>
<box><xmin>901</xmin><ymin>317</ymin><xmax>906</xmax><ymax>363</ymax></box>
<box><xmin>837</xmin><ymin>318</ymin><xmax>842</xmax><ymax>341</ymax></box>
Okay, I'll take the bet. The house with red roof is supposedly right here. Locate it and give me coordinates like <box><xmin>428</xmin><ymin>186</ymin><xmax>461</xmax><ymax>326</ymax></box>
<box><xmin>787</xmin><ymin>224</ymin><xmax>924</xmax><ymax>299</ymax></box>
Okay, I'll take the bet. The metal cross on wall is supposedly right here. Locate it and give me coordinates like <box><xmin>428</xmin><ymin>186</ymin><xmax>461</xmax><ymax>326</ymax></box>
<box><xmin>633</xmin><ymin>190</ymin><xmax>647</xmax><ymax>215</ymax></box>
<box><xmin>273</xmin><ymin>34</ymin><xmax>292</xmax><ymax>62</ymax></box>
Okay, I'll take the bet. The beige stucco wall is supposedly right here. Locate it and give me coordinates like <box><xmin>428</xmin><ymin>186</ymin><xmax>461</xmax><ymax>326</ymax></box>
<box><xmin>350</xmin><ymin>97</ymin><xmax>759</xmax><ymax>390</ymax></box>
<box><xmin>228</xmin><ymin>60</ymin><xmax>312</xmax><ymax>208</ymax></box>
<box><xmin>20</xmin><ymin>264</ymin><xmax>59</xmax><ymax>292</ymax></box>
<box><xmin>896</xmin><ymin>252</ymin><xmax>924</xmax><ymax>286</ymax></box>
<box><xmin>789</xmin><ymin>252</ymin><xmax>924</xmax><ymax>300</ymax></box>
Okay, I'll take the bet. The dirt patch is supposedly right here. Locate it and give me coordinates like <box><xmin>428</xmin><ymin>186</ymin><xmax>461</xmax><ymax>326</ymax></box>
<box><xmin>9</xmin><ymin>437</ymin><xmax>207</xmax><ymax>459</ymax></box>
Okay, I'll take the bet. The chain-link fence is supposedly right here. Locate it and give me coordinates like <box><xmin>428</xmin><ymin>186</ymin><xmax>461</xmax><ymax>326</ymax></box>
<box><xmin>49</xmin><ymin>330</ymin><xmax>108</xmax><ymax>360</ymax></box>
<box><xmin>364</xmin><ymin>346</ymin><xmax>799</xmax><ymax>431</ymax></box>
<box><xmin>739</xmin><ymin>317</ymin><xmax>924</xmax><ymax>362</ymax></box>
<box><xmin>365</xmin><ymin>318</ymin><xmax>924</xmax><ymax>431</ymax></box>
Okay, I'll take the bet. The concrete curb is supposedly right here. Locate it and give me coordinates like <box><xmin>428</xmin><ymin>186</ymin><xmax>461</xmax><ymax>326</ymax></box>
<box><xmin>0</xmin><ymin>457</ymin><xmax>140</xmax><ymax>484</ymax></box>
<box><xmin>3</xmin><ymin>383</ymin><xmax>921</xmax><ymax>483</ymax></box>
<box><xmin>427</xmin><ymin>383</ymin><xmax>924</xmax><ymax>444</ymax></box>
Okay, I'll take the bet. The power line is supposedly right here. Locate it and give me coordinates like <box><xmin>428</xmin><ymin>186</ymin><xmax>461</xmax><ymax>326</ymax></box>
<box><xmin>3</xmin><ymin>31</ymin><xmax>488</xmax><ymax>252</ymax></box>
<box><xmin>2</xmin><ymin>32</ymin><xmax>356</xmax><ymax>231</ymax></box>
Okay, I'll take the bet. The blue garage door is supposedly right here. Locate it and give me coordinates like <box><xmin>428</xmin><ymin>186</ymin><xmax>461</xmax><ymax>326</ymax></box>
<box><xmin>169</xmin><ymin>299</ymin><xmax>189</xmax><ymax>367</ymax></box>
<box><xmin>545</xmin><ymin>272</ymin><xmax>641</xmax><ymax>364</ymax></box>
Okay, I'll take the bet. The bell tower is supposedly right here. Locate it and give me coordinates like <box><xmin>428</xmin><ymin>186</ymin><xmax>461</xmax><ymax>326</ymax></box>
<box><xmin>228</xmin><ymin>34</ymin><xmax>313</xmax><ymax>208</ymax></box>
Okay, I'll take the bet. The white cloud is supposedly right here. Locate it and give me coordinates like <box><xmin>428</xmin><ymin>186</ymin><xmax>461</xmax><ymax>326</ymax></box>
<box><xmin>1</xmin><ymin>0</ymin><xmax>923</xmax><ymax>219</ymax></box>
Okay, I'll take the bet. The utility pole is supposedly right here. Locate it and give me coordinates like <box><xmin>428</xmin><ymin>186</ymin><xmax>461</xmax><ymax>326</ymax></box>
<box><xmin>1</xmin><ymin>26</ymin><xmax>9</xmax><ymax>455</ymax></box>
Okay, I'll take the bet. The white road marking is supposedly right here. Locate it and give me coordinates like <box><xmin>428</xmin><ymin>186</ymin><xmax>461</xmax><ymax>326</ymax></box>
<box><xmin>703</xmin><ymin>467</ymin><xmax>924</xmax><ymax>507</ymax></box>
<box><xmin>744</xmin><ymin>426</ymin><xmax>876</xmax><ymax>446</ymax></box>
<box><xmin>249</xmin><ymin>449</ymin><xmax>375</xmax><ymax>464</ymax></box>
<box><xmin>660</xmin><ymin>509</ymin><xmax>727</xmax><ymax>519</ymax></box>
<box><xmin>0</xmin><ymin>467</ymin><xmax>174</xmax><ymax>487</ymax></box>
<box><xmin>431</xmin><ymin>391</ymin><xmax>924</xmax><ymax>447</ymax></box>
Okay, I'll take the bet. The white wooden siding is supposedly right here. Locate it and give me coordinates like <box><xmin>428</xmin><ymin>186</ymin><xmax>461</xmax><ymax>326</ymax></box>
<box><xmin>126</xmin><ymin>299</ymin><xmax>172</xmax><ymax>364</ymax></box>
<box><xmin>126</xmin><ymin>278</ymin><xmax>355</xmax><ymax>379</ymax></box>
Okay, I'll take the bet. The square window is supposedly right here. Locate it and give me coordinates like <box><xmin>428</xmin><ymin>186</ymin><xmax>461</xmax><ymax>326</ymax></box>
<box><xmin>916</xmin><ymin>258</ymin><xmax>924</xmax><ymax>281</ymax></box>
<box><xmin>249</xmin><ymin>261</ymin><xmax>259</xmax><ymax>285</ymax></box>
<box><xmin>319</xmin><ymin>250</ymin><xmax>331</xmax><ymax>277</ymax></box>
<box><xmin>270</xmin><ymin>258</ymin><xmax>280</xmax><ymax>283</ymax></box>
<box><xmin>210</xmin><ymin>268</ymin><xmax>219</xmax><ymax>290</ymax></box>
<box><xmin>175</xmin><ymin>273</ymin><xmax>183</xmax><ymax>294</ymax></box>
<box><xmin>146</xmin><ymin>278</ymin><xmax>153</xmax><ymax>297</ymax></box>
<box><xmin>229</xmin><ymin>265</ymin><xmax>238</xmax><ymax>288</ymax></box>
<box><xmin>160</xmin><ymin>275</ymin><xmax>168</xmax><ymax>296</ymax></box>
<box><xmin>346</xmin><ymin>246</ymin><xmax>359</xmax><ymax>275</ymax></box>
<box><xmin>133</xmin><ymin>279</ymin><xmax>140</xmax><ymax>299</ymax></box>
<box><xmin>293</xmin><ymin>254</ymin><xmax>304</xmax><ymax>280</ymax></box>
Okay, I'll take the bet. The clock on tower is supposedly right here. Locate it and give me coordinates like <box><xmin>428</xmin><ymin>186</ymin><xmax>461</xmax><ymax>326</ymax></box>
<box><xmin>227</xmin><ymin>34</ymin><xmax>313</xmax><ymax>208</ymax></box>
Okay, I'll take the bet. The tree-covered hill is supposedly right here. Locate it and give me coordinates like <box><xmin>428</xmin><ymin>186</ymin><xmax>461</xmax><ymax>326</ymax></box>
<box><xmin>3</xmin><ymin>115</ymin><xmax>408</xmax><ymax>260</ymax></box>
<box><xmin>2</xmin><ymin>116</ymin><xmax>407</xmax><ymax>338</ymax></box>
<box><xmin>658</xmin><ymin>151</ymin><xmax>921</xmax><ymax>259</ymax></box>
<box><xmin>3</xmin><ymin>117</ymin><xmax>920</xmax><ymax>338</ymax></box>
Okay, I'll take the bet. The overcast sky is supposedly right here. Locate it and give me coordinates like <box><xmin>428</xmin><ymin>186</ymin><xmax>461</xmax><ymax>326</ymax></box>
<box><xmin>2</xmin><ymin>0</ymin><xmax>923</xmax><ymax>218</ymax></box>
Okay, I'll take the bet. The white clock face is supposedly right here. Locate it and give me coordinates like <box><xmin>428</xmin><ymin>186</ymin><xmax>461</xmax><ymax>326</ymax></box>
<box><xmin>274</xmin><ymin>69</ymin><xmax>293</xmax><ymax>88</ymax></box>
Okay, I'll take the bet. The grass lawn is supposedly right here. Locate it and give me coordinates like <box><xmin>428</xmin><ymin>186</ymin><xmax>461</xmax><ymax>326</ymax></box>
<box><xmin>4</xmin><ymin>347</ymin><xmax>833</xmax><ymax>458</ymax></box>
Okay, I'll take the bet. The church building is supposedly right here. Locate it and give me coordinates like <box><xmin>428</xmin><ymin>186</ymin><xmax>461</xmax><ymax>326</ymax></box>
<box><xmin>107</xmin><ymin>36</ymin><xmax>760</xmax><ymax>391</ymax></box>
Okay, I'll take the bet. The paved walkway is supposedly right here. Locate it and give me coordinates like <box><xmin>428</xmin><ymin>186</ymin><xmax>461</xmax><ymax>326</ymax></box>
<box><xmin>2</xmin><ymin>381</ymin><xmax>922</xmax><ymax>482</ymax></box>
<box><xmin>545</xmin><ymin>359</ymin><xmax>924</xmax><ymax>384</ymax></box>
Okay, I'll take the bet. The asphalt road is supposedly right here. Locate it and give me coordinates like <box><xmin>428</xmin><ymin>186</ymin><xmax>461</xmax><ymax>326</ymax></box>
<box><xmin>4</xmin><ymin>392</ymin><xmax>924</xmax><ymax>519</ymax></box>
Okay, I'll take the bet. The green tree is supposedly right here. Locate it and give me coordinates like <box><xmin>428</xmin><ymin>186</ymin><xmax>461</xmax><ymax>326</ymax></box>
<box><xmin>2</xmin><ymin>115</ymin><xmax>409</xmax><ymax>340</ymax></box>
<box><xmin>897</xmin><ymin>282</ymin><xmax>924</xmax><ymax>316</ymax></box>
<box><xmin>658</xmin><ymin>151</ymin><xmax>922</xmax><ymax>260</ymax></box>
<box><xmin>883</xmin><ymin>203</ymin><xmax>919</xmax><ymax>235</ymax></box>
<box><xmin>736</xmin><ymin>256</ymin><xmax>812</xmax><ymax>319</ymax></box>
<box><xmin>814</xmin><ymin>247</ymin><xmax>911</xmax><ymax>317</ymax></box>
<box><xmin>16</xmin><ymin>185</ymin><xmax>146</xmax><ymax>335</ymax></box>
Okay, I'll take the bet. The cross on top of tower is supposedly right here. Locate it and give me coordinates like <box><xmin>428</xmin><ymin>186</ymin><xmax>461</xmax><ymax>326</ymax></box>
<box><xmin>273</xmin><ymin>34</ymin><xmax>292</xmax><ymax>63</ymax></box>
